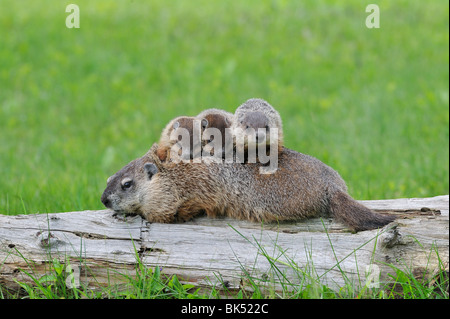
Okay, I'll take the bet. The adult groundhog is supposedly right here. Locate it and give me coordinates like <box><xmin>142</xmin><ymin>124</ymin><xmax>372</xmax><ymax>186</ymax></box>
<box><xmin>230</xmin><ymin>98</ymin><xmax>284</xmax><ymax>161</ymax></box>
<box><xmin>101</xmin><ymin>144</ymin><xmax>395</xmax><ymax>231</ymax></box>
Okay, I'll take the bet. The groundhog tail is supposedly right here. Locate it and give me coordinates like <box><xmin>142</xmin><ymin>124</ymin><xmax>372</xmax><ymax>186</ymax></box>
<box><xmin>329</xmin><ymin>191</ymin><xmax>395</xmax><ymax>231</ymax></box>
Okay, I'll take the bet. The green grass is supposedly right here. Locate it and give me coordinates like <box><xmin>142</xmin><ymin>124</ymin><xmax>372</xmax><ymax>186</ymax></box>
<box><xmin>0</xmin><ymin>0</ymin><xmax>448</xmax><ymax>215</ymax></box>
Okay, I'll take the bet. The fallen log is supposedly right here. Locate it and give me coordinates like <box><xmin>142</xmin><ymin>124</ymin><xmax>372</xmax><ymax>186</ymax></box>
<box><xmin>0</xmin><ymin>195</ymin><xmax>448</xmax><ymax>295</ymax></box>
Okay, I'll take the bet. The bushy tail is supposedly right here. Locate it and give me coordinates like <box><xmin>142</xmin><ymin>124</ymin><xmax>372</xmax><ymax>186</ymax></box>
<box><xmin>329</xmin><ymin>191</ymin><xmax>395</xmax><ymax>231</ymax></box>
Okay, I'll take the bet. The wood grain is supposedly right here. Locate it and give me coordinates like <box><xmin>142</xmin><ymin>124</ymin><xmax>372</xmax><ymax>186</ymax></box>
<box><xmin>1</xmin><ymin>195</ymin><xmax>448</xmax><ymax>293</ymax></box>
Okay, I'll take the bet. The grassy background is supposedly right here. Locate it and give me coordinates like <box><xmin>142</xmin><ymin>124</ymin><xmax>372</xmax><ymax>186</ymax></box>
<box><xmin>0</xmin><ymin>0</ymin><xmax>448</xmax><ymax>215</ymax></box>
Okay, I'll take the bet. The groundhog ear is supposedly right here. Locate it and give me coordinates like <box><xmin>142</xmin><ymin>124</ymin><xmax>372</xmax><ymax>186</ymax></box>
<box><xmin>173</xmin><ymin>121</ymin><xmax>180</xmax><ymax>129</ymax></box>
<box><xmin>148</xmin><ymin>143</ymin><xmax>165</xmax><ymax>167</ymax></box>
<box><xmin>201</xmin><ymin>118</ymin><xmax>208</xmax><ymax>128</ymax></box>
<box><xmin>144</xmin><ymin>163</ymin><xmax>159</xmax><ymax>179</ymax></box>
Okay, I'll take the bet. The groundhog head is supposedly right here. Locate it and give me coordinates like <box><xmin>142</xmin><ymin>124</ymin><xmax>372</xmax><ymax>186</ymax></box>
<box><xmin>235</xmin><ymin>111</ymin><xmax>270</xmax><ymax>146</ymax></box>
<box><xmin>198</xmin><ymin>113</ymin><xmax>232</xmax><ymax>157</ymax></box>
<box><xmin>232</xmin><ymin>111</ymin><xmax>277</xmax><ymax>162</ymax></box>
<box><xmin>157</xmin><ymin>116</ymin><xmax>204</xmax><ymax>162</ymax></box>
<box><xmin>101</xmin><ymin>144</ymin><xmax>168</xmax><ymax>217</ymax></box>
<box><xmin>231</xmin><ymin>98</ymin><xmax>283</xmax><ymax>152</ymax></box>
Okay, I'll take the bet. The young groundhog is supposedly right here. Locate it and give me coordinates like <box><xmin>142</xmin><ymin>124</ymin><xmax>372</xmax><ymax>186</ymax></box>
<box><xmin>101</xmin><ymin>144</ymin><xmax>395</xmax><ymax>231</ymax></box>
<box><xmin>196</xmin><ymin>108</ymin><xmax>233</xmax><ymax>158</ymax></box>
<box><xmin>230</xmin><ymin>98</ymin><xmax>284</xmax><ymax>162</ymax></box>
<box><xmin>156</xmin><ymin>116</ymin><xmax>201</xmax><ymax>162</ymax></box>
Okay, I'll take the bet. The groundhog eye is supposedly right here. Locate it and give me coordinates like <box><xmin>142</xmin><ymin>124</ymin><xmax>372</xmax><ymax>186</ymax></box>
<box><xmin>121</xmin><ymin>180</ymin><xmax>133</xmax><ymax>189</ymax></box>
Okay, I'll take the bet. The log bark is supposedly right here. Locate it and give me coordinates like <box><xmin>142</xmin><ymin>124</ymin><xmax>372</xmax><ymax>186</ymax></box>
<box><xmin>0</xmin><ymin>195</ymin><xmax>448</xmax><ymax>295</ymax></box>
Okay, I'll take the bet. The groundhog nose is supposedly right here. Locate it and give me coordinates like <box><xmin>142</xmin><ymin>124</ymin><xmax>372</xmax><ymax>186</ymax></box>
<box><xmin>256</xmin><ymin>132</ymin><xmax>266</xmax><ymax>143</ymax></box>
<box><xmin>102</xmin><ymin>198</ymin><xmax>110</xmax><ymax>208</ymax></box>
<box><xmin>101</xmin><ymin>193</ymin><xmax>111</xmax><ymax>208</ymax></box>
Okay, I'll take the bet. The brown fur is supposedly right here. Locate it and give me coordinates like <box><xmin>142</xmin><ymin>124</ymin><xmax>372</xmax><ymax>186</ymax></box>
<box><xmin>157</xmin><ymin>116</ymin><xmax>199</xmax><ymax>162</ymax></box>
<box><xmin>196</xmin><ymin>108</ymin><xmax>233</xmax><ymax>157</ymax></box>
<box><xmin>101</xmin><ymin>144</ymin><xmax>395</xmax><ymax>231</ymax></box>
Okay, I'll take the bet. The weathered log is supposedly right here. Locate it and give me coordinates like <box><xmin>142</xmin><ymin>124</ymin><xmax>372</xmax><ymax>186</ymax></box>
<box><xmin>0</xmin><ymin>195</ymin><xmax>448</xmax><ymax>295</ymax></box>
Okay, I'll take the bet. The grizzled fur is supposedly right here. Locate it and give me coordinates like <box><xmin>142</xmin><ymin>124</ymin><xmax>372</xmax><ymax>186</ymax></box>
<box><xmin>231</xmin><ymin>98</ymin><xmax>284</xmax><ymax>154</ymax></box>
<box><xmin>101</xmin><ymin>144</ymin><xmax>395</xmax><ymax>231</ymax></box>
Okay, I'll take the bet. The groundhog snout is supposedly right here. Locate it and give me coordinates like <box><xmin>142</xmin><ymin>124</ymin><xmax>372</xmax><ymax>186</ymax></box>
<box><xmin>255</xmin><ymin>131</ymin><xmax>266</xmax><ymax>143</ymax></box>
<box><xmin>101</xmin><ymin>192</ymin><xmax>111</xmax><ymax>208</ymax></box>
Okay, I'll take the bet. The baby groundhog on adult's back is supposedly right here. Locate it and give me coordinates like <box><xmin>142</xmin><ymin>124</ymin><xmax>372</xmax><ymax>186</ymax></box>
<box><xmin>157</xmin><ymin>109</ymin><xmax>234</xmax><ymax>162</ymax></box>
<box><xmin>196</xmin><ymin>108</ymin><xmax>233</xmax><ymax>157</ymax></box>
<box><xmin>231</xmin><ymin>98</ymin><xmax>284</xmax><ymax>156</ymax></box>
<box><xmin>156</xmin><ymin>116</ymin><xmax>200</xmax><ymax>162</ymax></box>
<box><xmin>101</xmin><ymin>144</ymin><xmax>395</xmax><ymax>231</ymax></box>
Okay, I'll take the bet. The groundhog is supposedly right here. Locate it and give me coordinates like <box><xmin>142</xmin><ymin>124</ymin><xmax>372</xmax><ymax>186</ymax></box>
<box><xmin>101</xmin><ymin>144</ymin><xmax>395</xmax><ymax>231</ymax></box>
<box><xmin>156</xmin><ymin>116</ymin><xmax>202</xmax><ymax>162</ymax></box>
<box><xmin>230</xmin><ymin>98</ymin><xmax>284</xmax><ymax>162</ymax></box>
<box><xmin>195</xmin><ymin>108</ymin><xmax>234</xmax><ymax>158</ymax></box>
